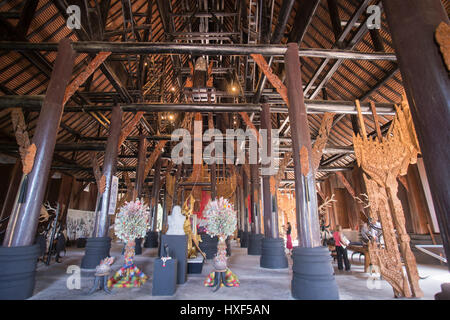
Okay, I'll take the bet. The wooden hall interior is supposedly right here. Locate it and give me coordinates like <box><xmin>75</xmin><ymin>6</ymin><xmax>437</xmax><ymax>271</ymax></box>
<box><xmin>0</xmin><ymin>0</ymin><xmax>448</xmax><ymax>301</ymax></box>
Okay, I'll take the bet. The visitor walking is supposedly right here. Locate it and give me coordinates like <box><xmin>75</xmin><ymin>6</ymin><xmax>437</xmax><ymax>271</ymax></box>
<box><xmin>333</xmin><ymin>225</ymin><xmax>351</xmax><ymax>271</ymax></box>
<box><xmin>286</xmin><ymin>222</ymin><xmax>293</xmax><ymax>254</ymax></box>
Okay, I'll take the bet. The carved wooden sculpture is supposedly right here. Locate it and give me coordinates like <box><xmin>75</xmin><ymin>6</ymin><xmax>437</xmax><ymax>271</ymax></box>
<box><xmin>311</xmin><ymin>112</ymin><xmax>334</xmax><ymax>172</ymax></box>
<box><xmin>353</xmin><ymin>98</ymin><xmax>423</xmax><ymax>298</ymax></box>
<box><xmin>11</xmin><ymin>108</ymin><xmax>36</xmax><ymax>174</ymax></box>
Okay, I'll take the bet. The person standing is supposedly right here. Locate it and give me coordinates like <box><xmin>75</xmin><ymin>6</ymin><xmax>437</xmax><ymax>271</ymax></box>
<box><xmin>333</xmin><ymin>225</ymin><xmax>351</xmax><ymax>271</ymax></box>
<box><xmin>286</xmin><ymin>222</ymin><xmax>293</xmax><ymax>254</ymax></box>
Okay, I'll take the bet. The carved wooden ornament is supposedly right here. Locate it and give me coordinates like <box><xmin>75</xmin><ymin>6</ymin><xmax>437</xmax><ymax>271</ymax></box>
<box><xmin>270</xmin><ymin>176</ymin><xmax>277</xmax><ymax>196</ymax></box>
<box><xmin>311</xmin><ymin>112</ymin><xmax>334</xmax><ymax>172</ymax></box>
<box><xmin>300</xmin><ymin>145</ymin><xmax>310</xmax><ymax>177</ymax></box>
<box><xmin>23</xmin><ymin>143</ymin><xmax>36</xmax><ymax>175</ymax></box>
<box><xmin>353</xmin><ymin>98</ymin><xmax>423</xmax><ymax>298</ymax></box>
<box><xmin>98</xmin><ymin>175</ymin><xmax>106</xmax><ymax>194</ymax></box>
<box><xmin>435</xmin><ymin>22</ymin><xmax>450</xmax><ymax>71</ymax></box>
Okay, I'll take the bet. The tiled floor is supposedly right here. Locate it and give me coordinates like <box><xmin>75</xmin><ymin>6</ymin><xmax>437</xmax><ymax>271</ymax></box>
<box><xmin>29</xmin><ymin>240</ymin><xmax>449</xmax><ymax>300</ymax></box>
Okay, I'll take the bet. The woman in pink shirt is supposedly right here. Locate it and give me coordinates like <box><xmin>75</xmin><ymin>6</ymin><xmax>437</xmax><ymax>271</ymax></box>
<box><xmin>333</xmin><ymin>225</ymin><xmax>351</xmax><ymax>271</ymax></box>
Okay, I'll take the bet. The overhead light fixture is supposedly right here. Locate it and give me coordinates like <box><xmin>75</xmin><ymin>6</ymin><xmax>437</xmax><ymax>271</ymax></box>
<box><xmin>168</xmin><ymin>114</ymin><xmax>174</xmax><ymax>121</ymax></box>
<box><xmin>170</xmin><ymin>86</ymin><xmax>176</xmax><ymax>92</ymax></box>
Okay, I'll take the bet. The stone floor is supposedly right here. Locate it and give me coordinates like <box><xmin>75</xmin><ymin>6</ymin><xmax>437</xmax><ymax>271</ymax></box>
<box><xmin>30</xmin><ymin>240</ymin><xmax>449</xmax><ymax>300</ymax></box>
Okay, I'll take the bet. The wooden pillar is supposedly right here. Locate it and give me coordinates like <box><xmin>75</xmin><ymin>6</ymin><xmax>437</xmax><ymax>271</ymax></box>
<box><xmin>3</xmin><ymin>39</ymin><xmax>75</xmax><ymax>247</ymax></box>
<box><xmin>0</xmin><ymin>160</ymin><xmax>22</xmax><ymax>231</ymax></box>
<box><xmin>161</xmin><ymin>186</ymin><xmax>168</xmax><ymax>232</ymax></box>
<box><xmin>285</xmin><ymin>43</ymin><xmax>321</xmax><ymax>248</ymax></box>
<box><xmin>135</xmin><ymin>134</ymin><xmax>147</xmax><ymax>198</ymax></box>
<box><xmin>172</xmin><ymin>164</ymin><xmax>182</xmax><ymax>206</ymax></box>
<box><xmin>238</xmin><ymin>167</ymin><xmax>246</xmax><ymax>232</ymax></box>
<box><xmin>250</xmin><ymin>163</ymin><xmax>261</xmax><ymax>234</ymax></box>
<box><xmin>92</xmin><ymin>105</ymin><xmax>123</xmax><ymax>238</ymax></box>
<box><xmin>382</xmin><ymin>0</ymin><xmax>450</xmax><ymax>269</ymax></box>
<box><xmin>261</xmin><ymin>103</ymin><xmax>279</xmax><ymax>238</ymax></box>
<box><xmin>242</xmin><ymin>168</ymin><xmax>249</xmax><ymax>233</ymax></box>
<box><xmin>151</xmin><ymin>155</ymin><xmax>162</xmax><ymax>231</ymax></box>
<box><xmin>208</xmin><ymin>113</ymin><xmax>217</xmax><ymax>199</ymax></box>
<box><xmin>56</xmin><ymin>173</ymin><xmax>74</xmax><ymax>228</ymax></box>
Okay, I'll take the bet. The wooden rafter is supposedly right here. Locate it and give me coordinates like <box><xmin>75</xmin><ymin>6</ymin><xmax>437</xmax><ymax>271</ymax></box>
<box><xmin>143</xmin><ymin>139</ymin><xmax>168</xmax><ymax>179</ymax></box>
<box><xmin>250</xmin><ymin>53</ymin><xmax>289</xmax><ymax>106</ymax></box>
<box><xmin>118</xmin><ymin>111</ymin><xmax>145</xmax><ymax>149</ymax></box>
<box><xmin>63</xmin><ymin>52</ymin><xmax>112</xmax><ymax>105</ymax></box>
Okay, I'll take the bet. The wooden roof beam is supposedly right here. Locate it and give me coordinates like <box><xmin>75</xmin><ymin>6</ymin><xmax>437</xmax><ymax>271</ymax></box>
<box><xmin>288</xmin><ymin>0</ymin><xmax>321</xmax><ymax>44</ymax></box>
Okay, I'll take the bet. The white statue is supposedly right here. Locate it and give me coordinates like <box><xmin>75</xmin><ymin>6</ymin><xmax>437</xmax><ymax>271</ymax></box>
<box><xmin>166</xmin><ymin>205</ymin><xmax>185</xmax><ymax>235</ymax></box>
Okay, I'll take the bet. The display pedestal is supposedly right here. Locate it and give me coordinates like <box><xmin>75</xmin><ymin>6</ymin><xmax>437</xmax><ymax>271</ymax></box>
<box><xmin>187</xmin><ymin>256</ymin><xmax>204</xmax><ymax>274</ymax></box>
<box><xmin>260</xmin><ymin>238</ymin><xmax>288</xmax><ymax>269</ymax></box>
<box><xmin>247</xmin><ymin>233</ymin><xmax>263</xmax><ymax>255</ymax></box>
<box><xmin>240</xmin><ymin>231</ymin><xmax>249</xmax><ymax>248</ymax></box>
<box><xmin>134</xmin><ymin>238</ymin><xmax>142</xmax><ymax>255</ymax></box>
<box><xmin>76</xmin><ymin>238</ymin><xmax>87</xmax><ymax>248</ymax></box>
<box><xmin>199</xmin><ymin>234</ymin><xmax>218</xmax><ymax>259</ymax></box>
<box><xmin>144</xmin><ymin>230</ymin><xmax>159</xmax><ymax>248</ymax></box>
<box><xmin>81</xmin><ymin>237</ymin><xmax>111</xmax><ymax>270</ymax></box>
<box><xmin>0</xmin><ymin>244</ymin><xmax>40</xmax><ymax>300</ymax></box>
<box><xmin>161</xmin><ymin>234</ymin><xmax>188</xmax><ymax>284</ymax></box>
<box><xmin>435</xmin><ymin>283</ymin><xmax>450</xmax><ymax>300</ymax></box>
<box><xmin>291</xmin><ymin>246</ymin><xmax>339</xmax><ymax>300</ymax></box>
<box><xmin>152</xmin><ymin>258</ymin><xmax>178</xmax><ymax>295</ymax></box>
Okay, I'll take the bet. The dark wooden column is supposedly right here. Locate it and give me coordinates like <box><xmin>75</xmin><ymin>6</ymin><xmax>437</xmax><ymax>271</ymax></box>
<box><xmin>261</xmin><ymin>103</ymin><xmax>279</xmax><ymax>238</ymax></box>
<box><xmin>3</xmin><ymin>39</ymin><xmax>75</xmax><ymax>247</ymax></box>
<box><xmin>208</xmin><ymin>112</ymin><xmax>217</xmax><ymax>199</ymax></box>
<box><xmin>161</xmin><ymin>186</ymin><xmax>168</xmax><ymax>232</ymax></box>
<box><xmin>286</xmin><ymin>43</ymin><xmax>339</xmax><ymax>299</ymax></box>
<box><xmin>92</xmin><ymin>105</ymin><xmax>123</xmax><ymax>238</ymax></box>
<box><xmin>135</xmin><ymin>134</ymin><xmax>147</xmax><ymax>198</ymax></box>
<box><xmin>250</xmin><ymin>163</ymin><xmax>261</xmax><ymax>234</ymax></box>
<box><xmin>242</xmin><ymin>167</ymin><xmax>249</xmax><ymax>233</ymax></box>
<box><xmin>382</xmin><ymin>0</ymin><xmax>450</xmax><ymax>269</ymax></box>
<box><xmin>0</xmin><ymin>160</ymin><xmax>22</xmax><ymax>233</ymax></box>
<box><xmin>285</xmin><ymin>43</ymin><xmax>321</xmax><ymax>248</ymax></box>
<box><xmin>151</xmin><ymin>155</ymin><xmax>162</xmax><ymax>231</ymax></box>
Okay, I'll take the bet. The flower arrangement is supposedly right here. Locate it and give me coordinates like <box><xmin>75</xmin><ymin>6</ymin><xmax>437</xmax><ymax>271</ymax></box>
<box><xmin>109</xmin><ymin>199</ymin><xmax>150</xmax><ymax>289</ymax></box>
<box><xmin>201</xmin><ymin>197</ymin><xmax>237</xmax><ymax>239</ymax></box>
<box><xmin>114</xmin><ymin>198</ymin><xmax>150</xmax><ymax>242</ymax></box>
<box><xmin>201</xmin><ymin>197</ymin><xmax>239</xmax><ymax>290</ymax></box>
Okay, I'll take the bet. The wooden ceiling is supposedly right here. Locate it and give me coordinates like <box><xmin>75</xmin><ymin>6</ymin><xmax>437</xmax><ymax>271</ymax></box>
<box><xmin>0</xmin><ymin>0</ymin><xmax>449</xmax><ymax>189</ymax></box>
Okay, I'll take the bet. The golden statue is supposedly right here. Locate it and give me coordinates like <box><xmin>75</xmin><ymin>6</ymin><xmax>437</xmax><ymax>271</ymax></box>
<box><xmin>182</xmin><ymin>194</ymin><xmax>206</xmax><ymax>259</ymax></box>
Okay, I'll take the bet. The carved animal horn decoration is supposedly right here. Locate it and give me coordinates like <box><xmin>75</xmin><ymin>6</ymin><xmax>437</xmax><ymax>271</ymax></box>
<box><xmin>435</xmin><ymin>22</ymin><xmax>450</xmax><ymax>71</ymax></box>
